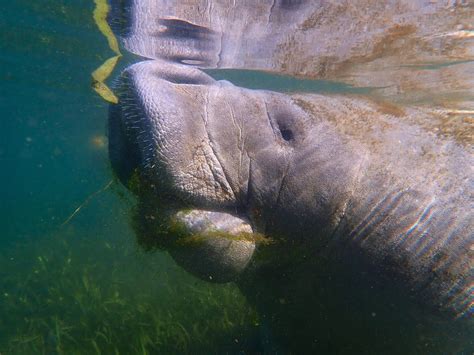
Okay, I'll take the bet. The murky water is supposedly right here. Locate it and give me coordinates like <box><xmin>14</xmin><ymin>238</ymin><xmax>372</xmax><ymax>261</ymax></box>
<box><xmin>1</xmin><ymin>1</ymin><xmax>472</xmax><ymax>354</ymax></box>
<box><xmin>0</xmin><ymin>1</ymin><xmax>259</xmax><ymax>353</ymax></box>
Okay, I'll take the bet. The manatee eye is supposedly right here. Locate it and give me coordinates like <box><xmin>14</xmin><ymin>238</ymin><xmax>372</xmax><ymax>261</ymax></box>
<box><xmin>265</xmin><ymin>103</ymin><xmax>302</xmax><ymax>144</ymax></box>
<box><xmin>275</xmin><ymin>116</ymin><xmax>296</xmax><ymax>142</ymax></box>
<box><xmin>280</xmin><ymin>128</ymin><xmax>294</xmax><ymax>141</ymax></box>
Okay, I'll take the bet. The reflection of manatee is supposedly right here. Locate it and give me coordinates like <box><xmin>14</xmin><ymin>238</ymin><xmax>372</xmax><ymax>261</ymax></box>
<box><xmin>108</xmin><ymin>60</ymin><xmax>473</xmax><ymax>351</ymax></box>
<box><xmin>108</xmin><ymin>0</ymin><xmax>474</xmax><ymax>106</ymax></box>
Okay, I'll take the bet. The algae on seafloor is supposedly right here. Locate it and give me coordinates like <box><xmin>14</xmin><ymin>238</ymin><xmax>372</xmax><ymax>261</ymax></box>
<box><xmin>0</xmin><ymin>227</ymin><xmax>260</xmax><ymax>354</ymax></box>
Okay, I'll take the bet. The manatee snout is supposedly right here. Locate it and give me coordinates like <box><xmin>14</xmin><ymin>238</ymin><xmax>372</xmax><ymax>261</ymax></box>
<box><xmin>107</xmin><ymin>62</ymin><xmax>192</xmax><ymax>186</ymax></box>
<box><xmin>108</xmin><ymin>60</ymin><xmax>258</xmax><ymax>282</ymax></box>
<box><xmin>108</xmin><ymin>60</ymin><xmax>238</xmax><ymax>206</ymax></box>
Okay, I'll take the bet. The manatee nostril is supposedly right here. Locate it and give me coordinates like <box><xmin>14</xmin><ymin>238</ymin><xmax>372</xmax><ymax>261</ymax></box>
<box><xmin>280</xmin><ymin>128</ymin><xmax>294</xmax><ymax>141</ymax></box>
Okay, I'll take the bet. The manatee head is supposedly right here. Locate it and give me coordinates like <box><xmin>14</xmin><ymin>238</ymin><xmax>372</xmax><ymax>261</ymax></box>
<box><xmin>108</xmin><ymin>60</ymin><xmax>359</xmax><ymax>281</ymax></box>
<box><xmin>109</xmin><ymin>60</ymin><xmax>295</xmax><ymax>210</ymax></box>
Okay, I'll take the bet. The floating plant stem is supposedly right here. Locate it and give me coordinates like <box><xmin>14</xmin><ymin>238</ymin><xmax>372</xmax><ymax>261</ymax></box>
<box><xmin>61</xmin><ymin>179</ymin><xmax>114</xmax><ymax>227</ymax></box>
<box><xmin>91</xmin><ymin>0</ymin><xmax>122</xmax><ymax>103</ymax></box>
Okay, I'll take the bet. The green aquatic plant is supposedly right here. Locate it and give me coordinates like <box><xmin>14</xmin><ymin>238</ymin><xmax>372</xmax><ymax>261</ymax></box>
<box><xmin>91</xmin><ymin>0</ymin><xmax>122</xmax><ymax>103</ymax></box>
<box><xmin>0</xmin><ymin>224</ymin><xmax>260</xmax><ymax>354</ymax></box>
<box><xmin>0</xmin><ymin>163</ymin><xmax>263</xmax><ymax>353</ymax></box>
<box><xmin>125</xmin><ymin>169</ymin><xmax>273</xmax><ymax>253</ymax></box>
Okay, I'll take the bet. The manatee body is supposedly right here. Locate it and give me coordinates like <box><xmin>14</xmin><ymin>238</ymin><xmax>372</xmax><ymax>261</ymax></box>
<box><xmin>109</xmin><ymin>58</ymin><xmax>472</xmax><ymax>321</ymax></box>
<box><xmin>106</xmin><ymin>1</ymin><xmax>474</xmax><ymax>351</ymax></box>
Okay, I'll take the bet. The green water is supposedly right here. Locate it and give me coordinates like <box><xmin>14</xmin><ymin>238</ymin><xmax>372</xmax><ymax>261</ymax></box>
<box><xmin>1</xmin><ymin>1</ymin><xmax>472</xmax><ymax>354</ymax></box>
<box><xmin>0</xmin><ymin>1</ymin><xmax>259</xmax><ymax>353</ymax></box>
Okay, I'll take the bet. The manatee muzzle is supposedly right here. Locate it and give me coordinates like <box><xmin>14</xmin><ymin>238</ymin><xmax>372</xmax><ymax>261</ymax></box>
<box><xmin>107</xmin><ymin>61</ymin><xmax>258</xmax><ymax>282</ymax></box>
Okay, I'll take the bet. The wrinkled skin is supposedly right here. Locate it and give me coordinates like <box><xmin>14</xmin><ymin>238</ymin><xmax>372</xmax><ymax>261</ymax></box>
<box><xmin>109</xmin><ymin>60</ymin><xmax>473</xmax><ymax>352</ymax></box>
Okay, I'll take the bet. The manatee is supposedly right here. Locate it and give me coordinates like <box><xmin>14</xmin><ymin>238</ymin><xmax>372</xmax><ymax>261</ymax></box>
<box><xmin>105</xmin><ymin>1</ymin><xmax>474</xmax><ymax>350</ymax></box>
<box><xmin>108</xmin><ymin>0</ymin><xmax>474</xmax><ymax>106</ymax></box>
<box><xmin>108</xmin><ymin>59</ymin><xmax>473</xmax><ymax>351</ymax></box>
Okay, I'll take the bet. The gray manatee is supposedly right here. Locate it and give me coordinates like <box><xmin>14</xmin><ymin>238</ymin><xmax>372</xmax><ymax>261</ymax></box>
<box><xmin>108</xmin><ymin>59</ymin><xmax>473</xmax><ymax>351</ymax></box>
<box><xmin>108</xmin><ymin>0</ymin><xmax>474</xmax><ymax>106</ymax></box>
<box><xmin>105</xmin><ymin>1</ymin><xmax>474</xmax><ymax>351</ymax></box>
